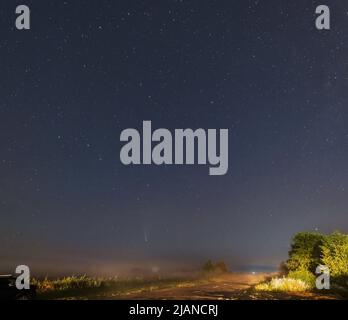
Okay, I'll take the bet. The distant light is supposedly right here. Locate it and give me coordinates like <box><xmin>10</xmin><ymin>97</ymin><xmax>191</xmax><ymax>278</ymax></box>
<box><xmin>251</xmin><ymin>271</ymin><xmax>256</xmax><ymax>275</ymax></box>
<box><xmin>152</xmin><ymin>266</ymin><xmax>159</xmax><ymax>273</ymax></box>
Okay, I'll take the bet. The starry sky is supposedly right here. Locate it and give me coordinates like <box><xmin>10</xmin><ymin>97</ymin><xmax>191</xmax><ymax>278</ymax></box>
<box><xmin>0</xmin><ymin>0</ymin><xmax>348</xmax><ymax>276</ymax></box>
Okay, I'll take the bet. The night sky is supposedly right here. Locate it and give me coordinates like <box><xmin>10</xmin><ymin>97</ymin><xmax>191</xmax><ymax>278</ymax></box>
<box><xmin>1</xmin><ymin>1</ymin><xmax>348</xmax><ymax>275</ymax></box>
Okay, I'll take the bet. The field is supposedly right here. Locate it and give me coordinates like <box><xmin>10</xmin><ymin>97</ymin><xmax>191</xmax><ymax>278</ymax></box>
<box><xmin>34</xmin><ymin>273</ymin><xmax>341</xmax><ymax>300</ymax></box>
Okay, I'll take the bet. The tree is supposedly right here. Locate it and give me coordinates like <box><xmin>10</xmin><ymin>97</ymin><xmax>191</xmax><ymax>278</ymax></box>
<box><xmin>286</xmin><ymin>232</ymin><xmax>324</xmax><ymax>273</ymax></box>
<box><xmin>321</xmin><ymin>231</ymin><xmax>348</xmax><ymax>277</ymax></box>
<box><xmin>215</xmin><ymin>261</ymin><xmax>229</xmax><ymax>273</ymax></box>
<box><xmin>202</xmin><ymin>260</ymin><xmax>215</xmax><ymax>272</ymax></box>
<box><xmin>202</xmin><ymin>260</ymin><xmax>229</xmax><ymax>273</ymax></box>
<box><xmin>286</xmin><ymin>231</ymin><xmax>348</xmax><ymax>286</ymax></box>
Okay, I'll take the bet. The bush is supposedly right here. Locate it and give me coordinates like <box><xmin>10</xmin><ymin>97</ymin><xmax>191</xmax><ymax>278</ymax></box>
<box><xmin>321</xmin><ymin>232</ymin><xmax>348</xmax><ymax>278</ymax></box>
<box><xmin>202</xmin><ymin>260</ymin><xmax>215</xmax><ymax>272</ymax></box>
<box><xmin>287</xmin><ymin>270</ymin><xmax>316</xmax><ymax>289</ymax></box>
<box><xmin>255</xmin><ymin>277</ymin><xmax>310</xmax><ymax>292</ymax></box>
<box><xmin>286</xmin><ymin>232</ymin><xmax>323</xmax><ymax>273</ymax></box>
<box><xmin>285</xmin><ymin>231</ymin><xmax>348</xmax><ymax>288</ymax></box>
<box><xmin>215</xmin><ymin>261</ymin><xmax>228</xmax><ymax>273</ymax></box>
<box><xmin>278</xmin><ymin>261</ymin><xmax>288</xmax><ymax>276</ymax></box>
<box><xmin>33</xmin><ymin>275</ymin><xmax>104</xmax><ymax>292</ymax></box>
<box><xmin>202</xmin><ymin>260</ymin><xmax>229</xmax><ymax>273</ymax></box>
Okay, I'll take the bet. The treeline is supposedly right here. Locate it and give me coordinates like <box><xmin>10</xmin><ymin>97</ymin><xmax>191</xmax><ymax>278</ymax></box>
<box><xmin>285</xmin><ymin>231</ymin><xmax>348</xmax><ymax>286</ymax></box>
<box><xmin>202</xmin><ymin>260</ymin><xmax>229</xmax><ymax>274</ymax></box>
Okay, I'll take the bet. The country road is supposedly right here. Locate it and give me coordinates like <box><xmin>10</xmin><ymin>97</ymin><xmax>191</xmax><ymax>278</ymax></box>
<box><xmin>104</xmin><ymin>273</ymin><xmax>336</xmax><ymax>300</ymax></box>
<box><xmin>116</xmin><ymin>273</ymin><xmax>266</xmax><ymax>300</ymax></box>
<box><xmin>41</xmin><ymin>273</ymin><xmax>339</xmax><ymax>300</ymax></box>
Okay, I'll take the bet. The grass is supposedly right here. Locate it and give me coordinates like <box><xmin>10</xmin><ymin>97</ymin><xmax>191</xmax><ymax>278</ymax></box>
<box><xmin>32</xmin><ymin>275</ymin><xmax>199</xmax><ymax>300</ymax></box>
<box><xmin>31</xmin><ymin>273</ymin><xmax>342</xmax><ymax>300</ymax></box>
<box><xmin>255</xmin><ymin>277</ymin><xmax>311</xmax><ymax>292</ymax></box>
<box><xmin>33</xmin><ymin>275</ymin><xmax>104</xmax><ymax>292</ymax></box>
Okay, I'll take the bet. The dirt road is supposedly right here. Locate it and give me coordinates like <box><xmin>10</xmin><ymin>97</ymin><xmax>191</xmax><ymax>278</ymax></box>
<box><xmin>49</xmin><ymin>273</ymin><xmax>338</xmax><ymax>300</ymax></box>
<box><xmin>116</xmin><ymin>273</ymin><xmax>264</xmax><ymax>300</ymax></box>
<box><xmin>109</xmin><ymin>273</ymin><xmax>337</xmax><ymax>300</ymax></box>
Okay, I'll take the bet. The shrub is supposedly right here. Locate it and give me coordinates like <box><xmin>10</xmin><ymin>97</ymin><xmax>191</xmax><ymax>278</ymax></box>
<box><xmin>33</xmin><ymin>275</ymin><xmax>104</xmax><ymax>292</ymax></box>
<box><xmin>202</xmin><ymin>260</ymin><xmax>215</xmax><ymax>272</ymax></box>
<box><xmin>202</xmin><ymin>260</ymin><xmax>229</xmax><ymax>273</ymax></box>
<box><xmin>278</xmin><ymin>261</ymin><xmax>288</xmax><ymax>276</ymax></box>
<box><xmin>215</xmin><ymin>261</ymin><xmax>228</xmax><ymax>273</ymax></box>
<box><xmin>286</xmin><ymin>232</ymin><xmax>324</xmax><ymax>273</ymax></box>
<box><xmin>321</xmin><ymin>232</ymin><xmax>348</xmax><ymax>278</ymax></box>
<box><xmin>286</xmin><ymin>231</ymin><xmax>348</xmax><ymax>288</ymax></box>
<box><xmin>287</xmin><ymin>270</ymin><xmax>316</xmax><ymax>288</ymax></box>
<box><xmin>255</xmin><ymin>277</ymin><xmax>310</xmax><ymax>292</ymax></box>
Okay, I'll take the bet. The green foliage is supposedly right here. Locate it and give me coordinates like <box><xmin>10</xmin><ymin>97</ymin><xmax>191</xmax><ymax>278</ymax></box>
<box><xmin>286</xmin><ymin>231</ymin><xmax>348</xmax><ymax>287</ymax></box>
<box><xmin>321</xmin><ymin>232</ymin><xmax>348</xmax><ymax>278</ymax></box>
<box><xmin>286</xmin><ymin>232</ymin><xmax>324</xmax><ymax>273</ymax></box>
<box><xmin>255</xmin><ymin>277</ymin><xmax>310</xmax><ymax>292</ymax></box>
<box><xmin>288</xmin><ymin>270</ymin><xmax>316</xmax><ymax>289</ymax></box>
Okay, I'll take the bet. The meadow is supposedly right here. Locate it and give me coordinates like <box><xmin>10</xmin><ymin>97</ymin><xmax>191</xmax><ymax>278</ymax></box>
<box><xmin>33</xmin><ymin>275</ymin><xmax>201</xmax><ymax>300</ymax></box>
<box><xmin>31</xmin><ymin>231</ymin><xmax>348</xmax><ymax>300</ymax></box>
